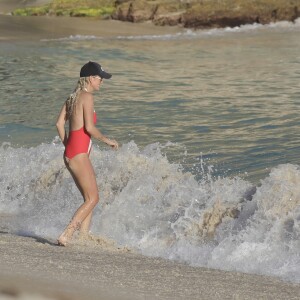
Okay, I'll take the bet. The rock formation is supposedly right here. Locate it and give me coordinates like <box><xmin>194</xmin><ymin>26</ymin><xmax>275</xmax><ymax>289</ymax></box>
<box><xmin>11</xmin><ymin>0</ymin><xmax>300</xmax><ymax>29</ymax></box>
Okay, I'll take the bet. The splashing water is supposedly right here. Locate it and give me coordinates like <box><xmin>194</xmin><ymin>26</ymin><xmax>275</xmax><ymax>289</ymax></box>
<box><xmin>0</xmin><ymin>140</ymin><xmax>299</xmax><ymax>283</ymax></box>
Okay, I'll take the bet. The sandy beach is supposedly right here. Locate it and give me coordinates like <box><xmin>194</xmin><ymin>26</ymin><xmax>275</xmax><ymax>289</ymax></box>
<box><xmin>0</xmin><ymin>232</ymin><xmax>300</xmax><ymax>300</ymax></box>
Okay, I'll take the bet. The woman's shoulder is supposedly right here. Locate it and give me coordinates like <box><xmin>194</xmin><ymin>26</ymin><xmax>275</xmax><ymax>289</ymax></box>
<box><xmin>79</xmin><ymin>91</ymin><xmax>94</xmax><ymax>109</ymax></box>
<box><xmin>79</xmin><ymin>91</ymin><xmax>94</xmax><ymax>102</ymax></box>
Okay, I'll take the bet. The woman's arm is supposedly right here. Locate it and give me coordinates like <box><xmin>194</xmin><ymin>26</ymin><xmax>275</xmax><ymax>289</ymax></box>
<box><xmin>56</xmin><ymin>103</ymin><xmax>68</xmax><ymax>146</ymax></box>
<box><xmin>83</xmin><ymin>93</ymin><xmax>119</xmax><ymax>150</ymax></box>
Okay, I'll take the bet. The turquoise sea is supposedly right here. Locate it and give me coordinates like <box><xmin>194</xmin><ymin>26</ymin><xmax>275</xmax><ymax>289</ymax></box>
<box><xmin>1</xmin><ymin>20</ymin><xmax>300</xmax><ymax>283</ymax></box>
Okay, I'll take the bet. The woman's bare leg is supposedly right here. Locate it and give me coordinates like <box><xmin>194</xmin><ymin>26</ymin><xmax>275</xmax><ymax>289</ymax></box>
<box><xmin>63</xmin><ymin>157</ymin><xmax>94</xmax><ymax>237</ymax></box>
<box><xmin>58</xmin><ymin>154</ymin><xmax>99</xmax><ymax>246</ymax></box>
<box><xmin>79</xmin><ymin>212</ymin><xmax>93</xmax><ymax>236</ymax></box>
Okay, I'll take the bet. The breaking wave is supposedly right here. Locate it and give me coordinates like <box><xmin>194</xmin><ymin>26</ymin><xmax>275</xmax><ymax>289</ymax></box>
<box><xmin>0</xmin><ymin>140</ymin><xmax>299</xmax><ymax>283</ymax></box>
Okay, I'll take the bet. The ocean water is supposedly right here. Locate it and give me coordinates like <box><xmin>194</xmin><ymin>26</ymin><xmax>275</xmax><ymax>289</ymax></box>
<box><xmin>1</xmin><ymin>20</ymin><xmax>300</xmax><ymax>283</ymax></box>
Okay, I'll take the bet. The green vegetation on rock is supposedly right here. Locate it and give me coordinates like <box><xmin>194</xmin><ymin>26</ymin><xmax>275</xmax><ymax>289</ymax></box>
<box><xmin>12</xmin><ymin>0</ymin><xmax>116</xmax><ymax>17</ymax></box>
<box><xmin>13</xmin><ymin>6</ymin><xmax>50</xmax><ymax>16</ymax></box>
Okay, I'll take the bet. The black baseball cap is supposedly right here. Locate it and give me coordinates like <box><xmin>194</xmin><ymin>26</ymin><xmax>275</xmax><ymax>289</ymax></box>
<box><xmin>80</xmin><ymin>61</ymin><xmax>112</xmax><ymax>79</ymax></box>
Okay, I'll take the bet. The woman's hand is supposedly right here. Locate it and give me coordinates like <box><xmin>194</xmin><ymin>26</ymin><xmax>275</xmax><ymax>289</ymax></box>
<box><xmin>108</xmin><ymin>139</ymin><xmax>119</xmax><ymax>150</ymax></box>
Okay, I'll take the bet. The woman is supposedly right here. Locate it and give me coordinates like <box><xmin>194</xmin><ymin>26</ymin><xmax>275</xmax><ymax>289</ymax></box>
<box><xmin>56</xmin><ymin>61</ymin><xmax>118</xmax><ymax>246</ymax></box>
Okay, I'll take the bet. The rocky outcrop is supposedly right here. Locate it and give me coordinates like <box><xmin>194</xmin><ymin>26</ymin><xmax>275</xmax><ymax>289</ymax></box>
<box><xmin>112</xmin><ymin>0</ymin><xmax>156</xmax><ymax>22</ymax></box>
<box><xmin>112</xmin><ymin>0</ymin><xmax>300</xmax><ymax>28</ymax></box>
<box><xmin>182</xmin><ymin>1</ymin><xmax>300</xmax><ymax>29</ymax></box>
<box><xmin>152</xmin><ymin>2</ymin><xmax>184</xmax><ymax>26</ymax></box>
<box><xmin>11</xmin><ymin>0</ymin><xmax>300</xmax><ymax>29</ymax></box>
<box><xmin>111</xmin><ymin>0</ymin><xmax>188</xmax><ymax>23</ymax></box>
<box><xmin>153</xmin><ymin>11</ymin><xmax>182</xmax><ymax>26</ymax></box>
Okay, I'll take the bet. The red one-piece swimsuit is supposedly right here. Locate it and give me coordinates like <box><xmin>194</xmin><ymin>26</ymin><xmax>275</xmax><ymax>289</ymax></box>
<box><xmin>65</xmin><ymin>111</ymin><xmax>97</xmax><ymax>159</ymax></box>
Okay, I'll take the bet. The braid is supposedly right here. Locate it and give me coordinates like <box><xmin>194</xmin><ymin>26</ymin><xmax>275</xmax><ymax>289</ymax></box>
<box><xmin>65</xmin><ymin>77</ymin><xmax>89</xmax><ymax>119</ymax></box>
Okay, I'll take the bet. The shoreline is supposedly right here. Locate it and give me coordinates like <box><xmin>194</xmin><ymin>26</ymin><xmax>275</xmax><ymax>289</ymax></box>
<box><xmin>1</xmin><ymin>233</ymin><xmax>300</xmax><ymax>300</ymax></box>
<box><xmin>0</xmin><ymin>0</ymin><xmax>183</xmax><ymax>41</ymax></box>
<box><xmin>0</xmin><ymin>14</ymin><xmax>183</xmax><ymax>41</ymax></box>
<box><xmin>1</xmin><ymin>0</ymin><xmax>300</xmax><ymax>39</ymax></box>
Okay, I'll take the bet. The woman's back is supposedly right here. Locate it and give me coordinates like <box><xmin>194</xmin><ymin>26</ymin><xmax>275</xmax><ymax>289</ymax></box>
<box><xmin>68</xmin><ymin>92</ymin><xmax>86</xmax><ymax>132</ymax></box>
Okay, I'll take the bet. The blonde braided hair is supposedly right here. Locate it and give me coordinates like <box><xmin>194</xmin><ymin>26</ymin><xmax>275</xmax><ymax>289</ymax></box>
<box><xmin>65</xmin><ymin>77</ymin><xmax>89</xmax><ymax>119</ymax></box>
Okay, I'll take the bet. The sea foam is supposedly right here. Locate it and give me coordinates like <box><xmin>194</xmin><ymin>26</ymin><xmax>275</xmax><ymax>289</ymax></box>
<box><xmin>41</xmin><ymin>18</ymin><xmax>300</xmax><ymax>42</ymax></box>
<box><xmin>0</xmin><ymin>140</ymin><xmax>299</xmax><ymax>283</ymax></box>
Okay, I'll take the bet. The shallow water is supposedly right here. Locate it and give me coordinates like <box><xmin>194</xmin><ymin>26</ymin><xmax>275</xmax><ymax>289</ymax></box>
<box><xmin>0</xmin><ymin>20</ymin><xmax>300</xmax><ymax>283</ymax></box>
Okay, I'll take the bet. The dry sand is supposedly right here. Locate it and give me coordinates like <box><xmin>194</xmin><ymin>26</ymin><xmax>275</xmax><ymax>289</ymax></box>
<box><xmin>0</xmin><ymin>233</ymin><xmax>300</xmax><ymax>300</ymax></box>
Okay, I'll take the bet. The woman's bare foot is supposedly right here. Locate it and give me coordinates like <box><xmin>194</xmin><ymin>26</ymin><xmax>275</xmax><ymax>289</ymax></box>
<box><xmin>57</xmin><ymin>221</ymin><xmax>81</xmax><ymax>246</ymax></box>
<box><xmin>57</xmin><ymin>234</ymin><xmax>69</xmax><ymax>246</ymax></box>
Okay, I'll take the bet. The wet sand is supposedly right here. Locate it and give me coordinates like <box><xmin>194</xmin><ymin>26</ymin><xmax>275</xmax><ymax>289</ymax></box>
<box><xmin>0</xmin><ymin>233</ymin><xmax>300</xmax><ymax>300</ymax></box>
